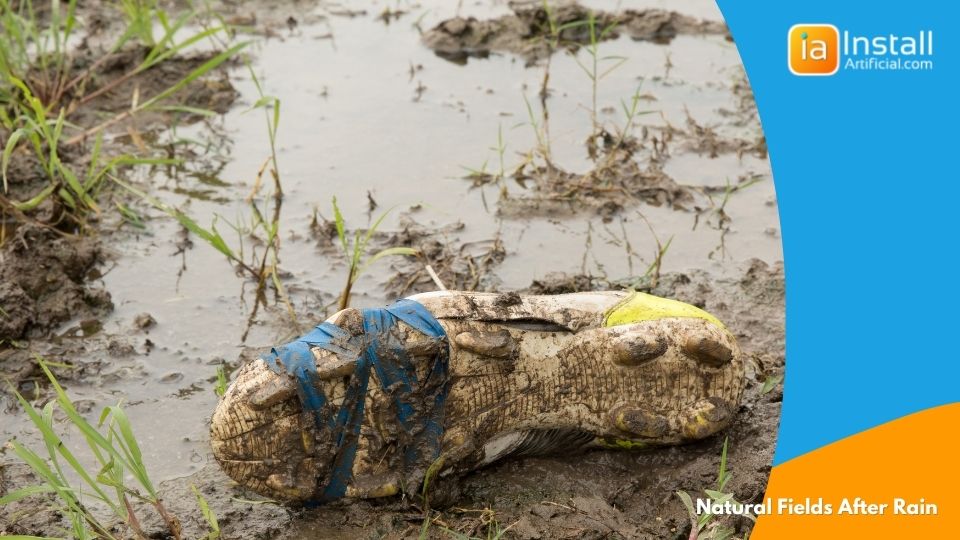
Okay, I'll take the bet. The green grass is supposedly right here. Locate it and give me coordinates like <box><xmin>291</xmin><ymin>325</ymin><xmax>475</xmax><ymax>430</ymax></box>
<box><xmin>710</xmin><ymin>176</ymin><xmax>764</xmax><ymax>223</ymax></box>
<box><xmin>111</xmin><ymin>166</ymin><xmax>294</xmax><ymax>340</ymax></box>
<box><xmin>591</xmin><ymin>84</ymin><xmax>653</xmax><ymax>167</ymax></box>
<box><xmin>522</xmin><ymin>82</ymin><xmax>551</xmax><ymax>167</ymax></box>
<box><xmin>461</xmin><ymin>123</ymin><xmax>515</xmax><ymax>207</ymax></box>
<box><xmin>228</xmin><ymin>73</ymin><xmax>297</xmax><ymax>336</ymax></box>
<box><xmin>468</xmin><ymin>5</ymin><xmax>640</xmax><ymax>191</ymax></box>
<box><xmin>1</xmin><ymin>81</ymin><xmax>177</xmax><ymax>224</ymax></box>
<box><xmin>107</xmin><ymin>60</ymin><xmax>293</xmax><ymax>339</ymax></box>
<box><xmin>1</xmin><ymin>0</ymin><xmax>246</xmax><ymax>227</ymax></box>
<box><xmin>700</xmin><ymin>175</ymin><xmax>764</xmax><ymax>260</ymax></box>
<box><xmin>437</xmin><ymin>508</ymin><xmax>515</xmax><ymax>540</ymax></box>
<box><xmin>760</xmin><ymin>374</ymin><xmax>783</xmax><ymax>395</ymax></box>
<box><xmin>1</xmin><ymin>0</ymin><xmax>239</xmax><ymax>111</ymax></box>
<box><xmin>2</xmin><ymin>356</ymin><xmax>206</xmax><ymax>539</ymax></box>
<box><xmin>112</xmin><ymin>176</ymin><xmax>251</xmax><ymax>272</ymax></box>
<box><xmin>568</xmin><ymin>10</ymin><xmax>624</xmax><ymax>134</ymax></box>
<box><xmin>214</xmin><ymin>364</ymin><xmax>228</xmax><ymax>397</ymax></box>
<box><xmin>526</xmin><ymin>3</ymin><xmax>624</xmax><ymax>163</ymax></box>
<box><xmin>191</xmin><ymin>484</ymin><xmax>221</xmax><ymax>539</ymax></box>
<box><xmin>331</xmin><ymin>196</ymin><xmax>417</xmax><ymax>310</ymax></box>
<box><xmin>0</xmin><ymin>0</ymin><xmax>78</xmax><ymax>109</ymax></box>
<box><xmin>246</xmin><ymin>62</ymin><xmax>283</xmax><ymax>190</ymax></box>
<box><xmin>626</xmin><ymin>212</ymin><xmax>672</xmax><ymax>290</ymax></box>
<box><xmin>116</xmin><ymin>0</ymin><xmax>161</xmax><ymax>48</ymax></box>
<box><xmin>675</xmin><ymin>438</ymin><xmax>755</xmax><ymax>540</ymax></box>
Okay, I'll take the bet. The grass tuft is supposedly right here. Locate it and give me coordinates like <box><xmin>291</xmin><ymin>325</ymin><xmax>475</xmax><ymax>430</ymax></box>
<box><xmin>676</xmin><ymin>438</ymin><xmax>754</xmax><ymax>540</ymax></box>
<box><xmin>2</xmin><ymin>355</ymin><xmax>217</xmax><ymax>540</ymax></box>
<box><xmin>331</xmin><ymin>196</ymin><xmax>418</xmax><ymax>310</ymax></box>
<box><xmin>1</xmin><ymin>0</ymin><xmax>245</xmax><ymax>228</ymax></box>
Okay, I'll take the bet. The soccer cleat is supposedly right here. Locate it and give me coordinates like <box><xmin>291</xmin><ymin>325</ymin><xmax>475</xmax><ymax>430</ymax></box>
<box><xmin>210</xmin><ymin>290</ymin><xmax>744</xmax><ymax>502</ymax></box>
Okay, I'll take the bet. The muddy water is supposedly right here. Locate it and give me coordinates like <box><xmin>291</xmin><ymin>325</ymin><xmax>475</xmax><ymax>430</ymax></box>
<box><xmin>2</xmin><ymin>0</ymin><xmax>781</xmax><ymax>536</ymax></box>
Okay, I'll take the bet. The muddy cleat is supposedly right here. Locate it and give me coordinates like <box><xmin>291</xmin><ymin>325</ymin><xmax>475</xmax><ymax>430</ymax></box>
<box><xmin>211</xmin><ymin>291</ymin><xmax>744</xmax><ymax>503</ymax></box>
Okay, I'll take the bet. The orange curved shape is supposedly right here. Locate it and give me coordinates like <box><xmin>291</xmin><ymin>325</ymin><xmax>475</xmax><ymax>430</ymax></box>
<box><xmin>751</xmin><ymin>403</ymin><xmax>960</xmax><ymax>538</ymax></box>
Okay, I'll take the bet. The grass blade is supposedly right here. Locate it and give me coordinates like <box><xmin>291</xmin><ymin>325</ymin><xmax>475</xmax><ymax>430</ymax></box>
<box><xmin>2</xmin><ymin>127</ymin><xmax>26</xmax><ymax>192</ymax></box>
<box><xmin>332</xmin><ymin>196</ymin><xmax>348</xmax><ymax>253</ymax></box>
<box><xmin>0</xmin><ymin>484</ymin><xmax>54</xmax><ymax>504</ymax></box>
<box><xmin>140</xmin><ymin>41</ymin><xmax>249</xmax><ymax>111</ymax></box>
<box><xmin>191</xmin><ymin>484</ymin><xmax>220</xmax><ymax>539</ymax></box>
<box><xmin>357</xmin><ymin>246</ymin><xmax>417</xmax><ymax>276</ymax></box>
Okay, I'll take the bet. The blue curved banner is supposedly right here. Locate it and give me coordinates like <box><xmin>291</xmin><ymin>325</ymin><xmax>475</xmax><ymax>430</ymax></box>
<box><xmin>716</xmin><ymin>0</ymin><xmax>959</xmax><ymax>464</ymax></box>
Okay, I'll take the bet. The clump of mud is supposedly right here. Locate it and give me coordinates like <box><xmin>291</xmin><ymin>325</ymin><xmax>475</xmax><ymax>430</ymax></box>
<box><xmin>498</xmin><ymin>146</ymin><xmax>695</xmax><ymax>220</ymax></box>
<box><xmin>423</xmin><ymin>1</ymin><xmax>729</xmax><ymax>64</ymax></box>
<box><xmin>383</xmin><ymin>218</ymin><xmax>506</xmax><ymax>296</ymax></box>
<box><xmin>0</xmin><ymin>225</ymin><xmax>123</xmax><ymax>394</ymax></box>
<box><xmin>67</xmin><ymin>46</ymin><xmax>238</xmax><ymax>130</ymax></box>
<box><xmin>0</xmin><ymin>462</ymin><xmax>63</xmax><ymax>537</ymax></box>
<box><xmin>485</xmin><ymin>97</ymin><xmax>769</xmax><ymax>220</ymax></box>
<box><xmin>0</xmin><ymin>225</ymin><xmax>112</xmax><ymax>341</ymax></box>
<box><xmin>670</xmin><ymin>109</ymin><xmax>768</xmax><ymax>160</ymax></box>
<box><xmin>311</xmin><ymin>213</ymin><xmax>507</xmax><ymax>298</ymax></box>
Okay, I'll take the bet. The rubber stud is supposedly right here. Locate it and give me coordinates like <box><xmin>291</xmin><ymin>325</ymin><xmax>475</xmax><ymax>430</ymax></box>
<box><xmin>249</xmin><ymin>376</ymin><xmax>297</xmax><ymax>409</ymax></box>
<box><xmin>454</xmin><ymin>330</ymin><xmax>515</xmax><ymax>358</ymax></box>
<box><xmin>346</xmin><ymin>473</ymin><xmax>401</xmax><ymax>498</ymax></box>
<box><xmin>265</xmin><ymin>472</ymin><xmax>314</xmax><ymax>500</ymax></box>
<box><xmin>315</xmin><ymin>354</ymin><xmax>356</xmax><ymax>380</ymax></box>
<box><xmin>681</xmin><ymin>397</ymin><xmax>734</xmax><ymax>440</ymax></box>
<box><xmin>611</xmin><ymin>333</ymin><xmax>667</xmax><ymax>367</ymax></box>
<box><xmin>681</xmin><ymin>334</ymin><xmax>733</xmax><ymax>367</ymax></box>
<box><xmin>609</xmin><ymin>404</ymin><xmax>670</xmax><ymax>438</ymax></box>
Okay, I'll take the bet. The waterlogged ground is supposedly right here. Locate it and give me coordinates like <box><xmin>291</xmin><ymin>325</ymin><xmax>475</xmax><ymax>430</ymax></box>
<box><xmin>1</xmin><ymin>1</ymin><xmax>784</xmax><ymax>538</ymax></box>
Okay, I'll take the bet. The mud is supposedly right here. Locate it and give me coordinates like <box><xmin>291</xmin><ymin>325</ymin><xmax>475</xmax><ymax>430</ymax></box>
<box><xmin>432</xmin><ymin>1</ymin><xmax>767</xmax><ymax>222</ymax></box>
<box><xmin>2</xmin><ymin>257</ymin><xmax>782</xmax><ymax>538</ymax></box>
<box><xmin>384</xmin><ymin>218</ymin><xmax>507</xmax><ymax>296</ymax></box>
<box><xmin>0</xmin><ymin>225</ymin><xmax>112</xmax><ymax>342</ymax></box>
<box><xmin>2</xmin><ymin>0</ymin><xmax>782</xmax><ymax>538</ymax></box>
<box><xmin>66</xmin><ymin>46</ymin><xmax>238</xmax><ymax>130</ymax></box>
<box><xmin>499</xmin><ymin>150</ymin><xmax>695</xmax><ymax>218</ymax></box>
<box><xmin>423</xmin><ymin>1</ymin><xmax>728</xmax><ymax>64</ymax></box>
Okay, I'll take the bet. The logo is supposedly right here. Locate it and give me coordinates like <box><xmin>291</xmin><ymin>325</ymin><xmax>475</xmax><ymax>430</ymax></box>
<box><xmin>788</xmin><ymin>24</ymin><xmax>839</xmax><ymax>76</ymax></box>
<box><xmin>788</xmin><ymin>25</ymin><xmax>935</xmax><ymax>75</ymax></box>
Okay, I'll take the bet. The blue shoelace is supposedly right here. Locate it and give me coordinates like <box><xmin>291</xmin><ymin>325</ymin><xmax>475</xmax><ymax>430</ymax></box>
<box><xmin>261</xmin><ymin>299</ymin><xmax>448</xmax><ymax>502</ymax></box>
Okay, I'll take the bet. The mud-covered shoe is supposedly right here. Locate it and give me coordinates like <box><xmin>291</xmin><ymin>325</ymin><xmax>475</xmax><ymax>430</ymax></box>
<box><xmin>210</xmin><ymin>291</ymin><xmax>744</xmax><ymax>503</ymax></box>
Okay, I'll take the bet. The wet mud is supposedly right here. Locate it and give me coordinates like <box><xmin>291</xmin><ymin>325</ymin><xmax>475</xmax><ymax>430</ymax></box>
<box><xmin>2</xmin><ymin>0</ymin><xmax>783</xmax><ymax>538</ymax></box>
<box><xmin>423</xmin><ymin>1</ymin><xmax>728</xmax><ymax>64</ymax></box>
<box><xmin>498</xmin><ymin>149</ymin><xmax>695</xmax><ymax>218</ymax></box>
<box><xmin>0</xmin><ymin>225</ymin><xmax>115</xmax><ymax>397</ymax></box>
<box><xmin>0</xmin><ymin>225</ymin><xmax>110</xmax><ymax>341</ymax></box>
<box><xmin>313</xmin><ymin>215</ymin><xmax>508</xmax><ymax>297</ymax></box>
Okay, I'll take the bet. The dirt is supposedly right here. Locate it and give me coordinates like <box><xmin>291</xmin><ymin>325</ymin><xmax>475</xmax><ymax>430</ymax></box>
<box><xmin>0</xmin><ymin>222</ymin><xmax>154</xmax><ymax>404</ymax></box>
<box><xmin>497</xmin><ymin>149</ymin><xmax>695</xmax><ymax>219</ymax></box>
<box><xmin>0</xmin><ymin>30</ymin><xmax>238</xmax><ymax>392</ymax></box>
<box><xmin>423</xmin><ymin>1</ymin><xmax>729</xmax><ymax>64</ymax></box>
<box><xmin>382</xmin><ymin>217</ymin><xmax>507</xmax><ymax>296</ymax></box>
<box><xmin>1</xmin><ymin>0</ymin><xmax>782</xmax><ymax>538</ymax></box>
<box><xmin>66</xmin><ymin>46</ymin><xmax>239</xmax><ymax>131</ymax></box>
<box><xmin>430</xmin><ymin>1</ymin><xmax>767</xmax><ymax>222</ymax></box>
<box><xmin>0</xmin><ymin>225</ymin><xmax>112</xmax><ymax>346</ymax></box>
